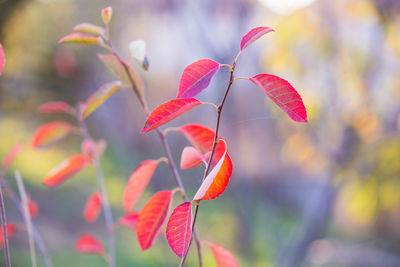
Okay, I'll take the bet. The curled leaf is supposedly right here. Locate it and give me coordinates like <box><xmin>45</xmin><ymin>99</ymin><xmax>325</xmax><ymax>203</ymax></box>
<box><xmin>177</xmin><ymin>59</ymin><xmax>220</xmax><ymax>98</ymax></box>
<box><xmin>142</xmin><ymin>98</ymin><xmax>203</xmax><ymax>133</ymax></box>
<box><xmin>83</xmin><ymin>193</ymin><xmax>102</xmax><ymax>223</ymax></box>
<box><xmin>82</xmin><ymin>80</ymin><xmax>123</xmax><ymax>118</ymax></box>
<box><xmin>193</xmin><ymin>140</ymin><xmax>232</xmax><ymax>201</ymax></box>
<box><xmin>250</xmin><ymin>74</ymin><xmax>307</xmax><ymax>122</ymax></box>
<box><xmin>38</xmin><ymin>101</ymin><xmax>74</xmax><ymax>114</ymax></box>
<box><xmin>42</xmin><ymin>154</ymin><xmax>89</xmax><ymax>186</ymax></box>
<box><xmin>0</xmin><ymin>223</ymin><xmax>18</xmax><ymax>250</ymax></box>
<box><xmin>73</xmin><ymin>23</ymin><xmax>105</xmax><ymax>36</ymax></box>
<box><xmin>166</xmin><ymin>202</ymin><xmax>192</xmax><ymax>258</ymax></box>
<box><xmin>2</xmin><ymin>142</ymin><xmax>24</xmax><ymax>171</ymax></box>
<box><xmin>75</xmin><ymin>234</ymin><xmax>105</xmax><ymax>254</ymax></box>
<box><xmin>0</xmin><ymin>43</ymin><xmax>5</xmax><ymax>75</ymax></box>
<box><xmin>102</xmin><ymin>7</ymin><xmax>112</xmax><ymax>25</ymax></box>
<box><xmin>58</xmin><ymin>33</ymin><xmax>103</xmax><ymax>46</ymax></box>
<box><xmin>136</xmin><ymin>190</ymin><xmax>173</xmax><ymax>250</ymax></box>
<box><xmin>180</xmin><ymin>146</ymin><xmax>203</xmax><ymax>170</ymax></box>
<box><xmin>240</xmin><ymin>26</ymin><xmax>274</xmax><ymax>51</ymax></box>
<box><xmin>208</xmin><ymin>242</ymin><xmax>239</xmax><ymax>267</ymax></box>
<box><xmin>123</xmin><ymin>159</ymin><xmax>161</xmax><ymax>212</ymax></box>
<box><xmin>118</xmin><ymin>212</ymin><xmax>139</xmax><ymax>229</ymax></box>
<box><xmin>129</xmin><ymin>40</ymin><xmax>149</xmax><ymax>71</ymax></box>
<box><xmin>31</xmin><ymin>121</ymin><xmax>73</xmax><ymax>149</ymax></box>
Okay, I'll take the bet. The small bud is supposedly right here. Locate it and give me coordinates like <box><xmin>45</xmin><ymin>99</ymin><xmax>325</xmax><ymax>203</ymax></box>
<box><xmin>102</xmin><ymin>6</ymin><xmax>112</xmax><ymax>25</ymax></box>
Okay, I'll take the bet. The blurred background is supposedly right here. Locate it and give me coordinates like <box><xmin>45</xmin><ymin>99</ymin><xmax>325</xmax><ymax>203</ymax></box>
<box><xmin>1</xmin><ymin>0</ymin><xmax>400</xmax><ymax>266</ymax></box>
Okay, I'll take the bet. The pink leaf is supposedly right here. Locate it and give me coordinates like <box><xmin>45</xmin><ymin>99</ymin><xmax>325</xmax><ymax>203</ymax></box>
<box><xmin>38</xmin><ymin>101</ymin><xmax>73</xmax><ymax>114</ymax></box>
<box><xmin>2</xmin><ymin>142</ymin><xmax>24</xmax><ymax>171</ymax></box>
<box><xmin>250</xmin><ymin>74</ymin><xmax>307</xmax><ymax>122</ymax></box>
<box><xmin>177</xmin><ymin>59</ymin><xmax>220</xmax><ymax>98</ymax></box>
<box><xmin>75</xmin><ymin>234</ymin><xmax>105</xmax><ymax>255</ymax></box>
<box><xmin>123</xmin><ymin>159</ymin><xmax>161</xmax><ymax>212</ymax></box>
<box><xmin>142</xmin><ymin>98</ymin><xmax>203</xmax><ymax>133</ymax></box>
<box><xmin>136</xmin><ymin>190</ymin><xmax>173</xmax><ymax>250</ymax></box>
<box><xmin>27</xmin><ymin>199</ymin><xmax>39</xmax><ymax>219</ymax></box>
<box><xmin>31</xmin><ymin>121</ymin><xmax>73</xmax><ymax>149</ymax></box>
<box><xmin>0</xmin><ymin>224</ymin><xmax>18</xmax><ymax>250</ymax></box>
<box><xmin>180</xmin><ymin>146</ymin><xmax>203</xmax><ymax>170</ymax></box>
<box><xmin>193</xmin><ymin>140</ymin><xmax>232</xmax><ymax>201</ymax></box>
<box><xmin>0</xmin><ymin>43</ymin><xmax>5</xmax><ymax>75</ymax></box>
<box><xmin>118</xmin><ymin>212</ymin><xmax>139</xmax><ymax>229</ymax></box>
<box><xmin>166</xmin><ymin>202</ymin><xmax>192</xmax><ymax>258</ymax></box>
<box><xmin>208</xmin><ymin>242</ymin><xmax>239</xmax><ymax>267</ymax></box>
<box><xmin>83</xmin><ymin>193</ymin><xmax>102</xmax><ymax>223</ymax></box>
<box><xmin>240</xmin><ymin>27</ymin><xmax>274</xmax><ymax>51</ymax></box>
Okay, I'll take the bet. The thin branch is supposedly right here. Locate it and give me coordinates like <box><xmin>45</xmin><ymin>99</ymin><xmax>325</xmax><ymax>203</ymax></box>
<box><xmin>0</xmin><ymin>173</ymin><xmax>11</xmax><ymax>267</ymax></box>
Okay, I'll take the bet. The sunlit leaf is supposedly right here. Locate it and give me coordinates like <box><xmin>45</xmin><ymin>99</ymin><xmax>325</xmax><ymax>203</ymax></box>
<box><xmin>118</xmin><ymin>212</ymin><xmax>139</xmax><ymax>229</ymax></box>
<box><xmin>102</xmin><ymin>7</ymin><xmax>112</xmax><ymax>25</ymax></box>
<box><xmin>0</xmin><ymin>224</ymin><xmax>18</xmax><ymax>250</ymax></box>
<box><xmin>193</xmin><ymin>140</ymin><xmax>232</xmax><ymax>201</ymax></box>
<box><xmin>83</xmin><ymin>193</ymin><xmax>102</xmax><ymax>223</ymax></box>
<box><xmin>208</xmin><ymin>242</ymin><xmax>239</xmax><ymax>267</ymax></box>
<box><xmin>75</xmin><ymin>234</ymin><xmax>105</xmax><ymax>255</ymax></box>
<box><xmin>58</xmin><ymin>33</ymin><xmax>103</xmax><ymax>46</ymax></box>
<box><xmin>73</xmin><ymin>23</ymin><xmax>105</xmax><ymax>36</ymax></box>
<box><xmin>82</xmin><ymin>80</ymin><xmax>123</xmax><ymax>118</ymax></box>
<box><xmin>38</xmin><ymin>101</ymin><xmax>74</xmax><ymax>114</ymax></box>
<box><xmin>142</xmin><ymin>98</ymin><xmax>203</xmax><ymax>133</ymax></box>
<box><xmin>136</xmin><ymin>190</ymin><xmax>173</xmax><ymax>250</ymax></box>
<box><xmin>81</xmin><ymin>138</ymin><xmax>107</xmax><ymax>161</ymax></box>
<box><xmin>2</xmin><ymin>142</ymin><xmax>24</xmax><ymax>171</ymax></box>
<box><xmin>166</xmin><ymin>202</ymin><xmax>192</xmax><ymax>258</ymax></box>
<box><xmin>123</xmin><ymin>159</ymin><xmax>161</xmax><ymax>212</ymax></box>
<box><xmin>240</xmin><ymin>26</ymin><xmax>274</xmax><ymax>51</ymax></box>
<box><xmin>98</xmin><ymin>54</ymin><xmax>145</xmax><ymax>102</ymax></box>
<box><xmin>42</xmin><ymin>154</ymin><xmax>89</xmax><ymax>187</ymax></box>
<box><xmin>180</xmin><ymin>146</ymin><xmax>203</xmax><ymax>170</ymax></box>
<box><xmin>177</xmin><ymin>59</ymin><xmax>220</xmax><ymax>98</ymax></box>
<box><xmin>0</xmin><ymin>43</ymin><xmax>5</xmax><ymax>75</ymax></box>
<box><xmin>31</xmin><ymin>121</ymin><xmax>73</xmax><ymax>149</ymax></box>
<box><xmin>250</xmin><ymin>74</ymin><xmax>307</xmax><ymax>122</ymax></box>
<box><xmin>129</xmin><ymin>40</ymin><xmax>149</xmax><ymax>71</ymax></box>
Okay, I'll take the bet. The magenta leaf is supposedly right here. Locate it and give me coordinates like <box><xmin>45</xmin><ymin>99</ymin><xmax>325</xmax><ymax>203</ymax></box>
<box><xmin>166</xmin><ymin>202</ymin><xmax>192</xmax><ymax>258</ymax></box>
<box><xmin>240</xmin><ymin>27</ymin><xmax>274</xmax><ymax>51</ymax></box>
<box><xmin>0</xmin><ymin>43</ymin><xmax>5</xmax><ymax>75</ymax></box>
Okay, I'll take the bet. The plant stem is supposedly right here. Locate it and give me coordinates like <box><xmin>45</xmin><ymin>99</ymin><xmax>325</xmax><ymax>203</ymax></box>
<box><xmin>0</xmin><ymin>174</ymin><xmax>11</xmax><ymax>267</ymax></box>
<box><xmin>77</xmin><ymin>111</ymin><xmax>115</xmax><ymax>267</ymax></box>
<box><xmin>180</xmin><ymin>60</ymin><xmax>236</xmax><ymax>267</ymax></box>
<box><xmin>104</xmin><ymin>38</ymin><xmax>203</xmax><ymax>267</ymax></box>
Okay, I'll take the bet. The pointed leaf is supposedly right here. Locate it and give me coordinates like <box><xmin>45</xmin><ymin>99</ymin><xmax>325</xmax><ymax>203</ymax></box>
<box><xmin>208</xmin><ymin>242</ymin><xmax>239</xmax><ymax>267</ymax></box>
<box><xmin>38</xmin><ymin>101</ymin><xmax>74</xmax><ymax>114</ymax></box>
<box><xmin>83</xmin><ymin>193</ymin><xmax>102</xmax><ymax>223</ymax></box>
<box><xmin>129</xmin><ymin>40</ymin><xmax>149</xmax><ymax>71</ymax></box>
<box><xmin>102</xmin><ymin>7</ymin><xmax>112</xmax><ymax>25</ymax></box>
<box><xmin>58</xmin><ymin>33</ymin><xmax>103</xmax><ymax>45</ymax></box>
<box><xmin>166</xmin><ymin>202</ymin><xmax>192</xmax><ymax>258</ymax></box>
<box><xmin>177</xmin><ymin>59</ymin><xmax>220</xmax><ymax>98</ymax></box>
<box><xmin>193</xmin><ymin>140</ymin><xmax>232</xmax><ymax>201</ymax></box>
<box><xmin>0</xmin><ymin>43</ymin><xmax>5</xmax><ymax>75</ymax></box>
<box><xmin>250</xmin><ymin>74</ymin><xmax>307</xmax><ymax>122</ymax></box>
<box><xmin>31</xmin><ymin>121</ymin><xmax>73</xmax><ymax>149</ymax></box>
<box><xmin>43</xmin><ymin>154</ymin><xmax>89</xmax><ymax>186</ymax></box>
<box><xmin>136</xmin><ymin>190</ymin><xmax>173</xmax><ymax>250</ymax></box>
<box><xmin>75</xmin><ymin>234</ymin><xmax>105</xmax><ymax>254</ymax></box>
<box><xmin>118</xmin><ymin>212</ymin><xmax>139</xmax><ymax>229</ymax></box>
<box><xmin>142</xmin><ymin>98</ymin><xmax>203</xmax><ymax>133</ymax></box>
<box><xmin>82</xmin><ymin>80</ymin><xmax>123</xmax><ymax>118</ymax></box>
<box><xmin>240</xmin><ymin>26</ymin><xmax>274</xmax><ymax>51</ymax></box>
<box><xmin>180</xmin><ymin>146</ymin><xmax>203</xmax><ymax>170</ymax></box>
<box><xmin>2</xmin><ymin>142</ymin><xmax>24</xmax><ymax>171</ymax></box>
<box><xmin>73</xmin><ymin>23</ymin><xmax>105</xmax><ymax>36</ymax></box>
<box><xmin>0</xmin><ymin>223</ymin><xmax>18</xmax><ymax>250</ymax></box>
<box><xmin>123</xmin><ymin>159</ymin><xmax>161</xmax><ymax>212</ymax></box>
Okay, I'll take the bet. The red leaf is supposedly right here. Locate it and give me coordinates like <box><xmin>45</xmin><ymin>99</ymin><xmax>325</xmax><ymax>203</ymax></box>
<box><xmin>83</xmin><ymin>193</ymin><xmax>102</xmax><ymax>223</ymax></box>
<box><xmin>118</xmin><ymin>212</ymin><xmax>139</xmax><ymax>229</ymax></box>
<box><xmin>27</xmin><ymin>199</ymin><xmax>39</xmax><ymax>219</ymax></box>
<box><xmin>0</xmin><ymin>224</ymin><xmax>18</xmax><ymax>250</ymax></box>
<box><xmin>2</xmin><ymin>142</ymin><xmax>24</xmax><ymax>171</ymax></box>
<box><xmin>81</xmin><ymin>138</ymin><xmax>107</xmax><ymax>161</ymax></box>
<box><xmin>0</xmin><ymin>43</ymin><xmax>5</xmax><ymax>75</ymax></box>
<box><xmin>208</xmin><ymin>242</ymin><xmax>239</xmax><ymax>267</ymax></box>
<box><xmin>38</xmin><ymin>101</ymin><xmax>73</xmax><ymax>114</ymax></box>
<box><xmin>166</xmin><ymin>202</ymin><xmax>192</xmax><ymax>258</ymax></box>
<box><xmin>75</xmin><ymin>234</ymin><xmax>105</xmax><ymax>254</ymax></box>
<box><xmin>193</xmin><ymin>140</ymin><xmax>232</xmax><ymax>201</ymax></box>
<box><xmin>178</xmin><ymin>124</ymin><xmax>226</xmax><ymax>167</ymax></box>
<box><xmin>58</xmin><ymin>33</ymin><xmax>103</xmax><ymax>45</ymax></box>
<box><xmin>142</xmin><ymin>98</ymin><xmax>203</xmax><ymax>133</ymax></box>
<box><xmin>177</xmin><ymin>59</ymin><xmax>220</xmax><ymax>98</ymax></box>
<box><xmin>31</xmin><ymin>121</ymin><xmax>73</xmax><ymax>149</ymax></box>
<box><xmin>240</xmin><ymin>27</ymin><xmax>274</xmax><ymax>51</ymax></box>
<box><xmin>250</xmin><ymin>74</ymin><xmax>307</xmax><ymax>122</ymax></box>
<box><xmin>73</xmin><ymin>23</ymin><xmax>105</xmax><ymax>36</ymax></box>
<box><xmin>180</xmin><ymin>146</ymin><xmax>203</xmax><ymax>170</ymax></box>
<box><xmin>136</xmin><ymin>190</ymin><xmax>173</xmax><ymax>250</ymax></box>
<box><xmin>42</xmin><ymin>154</ymin><xmax>89</xmax><ymax>186</ymax></box>
<box><xmin>123</xmin><ymin>159</ymin><xmax>161</xmax><ymax>212</ymax></box>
